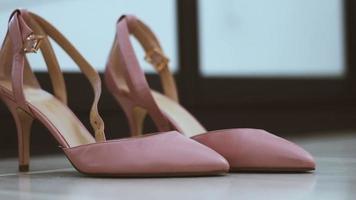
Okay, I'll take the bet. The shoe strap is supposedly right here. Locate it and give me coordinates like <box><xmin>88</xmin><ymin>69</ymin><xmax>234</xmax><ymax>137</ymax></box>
<box><xmin>0</xmin><ymin>32</ymin><xmax>41</xmax><ymax>90</ymax></box>
<box><xmin>22</xmin><ymin>10</ymin><xmax>68</xmax><ymax>105</ymax></box>
<box><xmin>6</xmin><ymin>9</ymin><xmax>106</xmax><ymax>142</ymax></box>
<box><xmin>125</xmin><ymin>16</ymin><xmax>178</xmax><ymax>102</ymax></box>
<box><xmin>0</xmin><ymin>10</ymin><xmax>68</xmax><ymax>105</ymax></box>
<box><xmin>109</xmin><ymin>15</ymin><xmax>178</xmax><ymax>132</ymax></box>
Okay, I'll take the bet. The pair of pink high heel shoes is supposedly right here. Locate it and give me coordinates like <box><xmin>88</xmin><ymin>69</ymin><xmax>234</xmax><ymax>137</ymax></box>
<box><xmin>0</xmin><ymin>9</ymin><xmax>315</xmax><ymax>176</ymax></box>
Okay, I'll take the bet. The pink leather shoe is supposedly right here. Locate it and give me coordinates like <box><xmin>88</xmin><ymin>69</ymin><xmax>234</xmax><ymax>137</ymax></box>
<box><xmin>0</xmin><ymin>9</ymin><xmax>229</xmax><ymax>176</ymax></box>
<box><xmin>105</xmin><ymin>15</ymin><xmax>315</xmax><ymax>172</ymax></box>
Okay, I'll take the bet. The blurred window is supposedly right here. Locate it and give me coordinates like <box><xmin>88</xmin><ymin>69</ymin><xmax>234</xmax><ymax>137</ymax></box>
<box><xmin>0</xmin><ymin>0</ymin><xmax>177</xmax><ymax>72</ymax></box>
<box><xmin>199</xmin><ymin>0</ymin><xmax>345</xmax><ymax>77</ymax></box>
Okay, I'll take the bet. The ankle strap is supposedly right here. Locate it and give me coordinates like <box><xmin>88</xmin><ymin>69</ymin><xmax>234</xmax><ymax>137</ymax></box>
<box><xmin>6</xmin><ymin>9</ymin><xmax>106</xmax><ymax>142</ymax></box>
<box><xmin>129</xmin><ymin>16</ymin><xmax>178</xmax><ymax>102</ymax></box>
<box><xmin>21</xmin><ymin>10</ymin><xmax>67</xmax><ymax>105</ymax></box>
<box><xmin>120</xmin><ymin>15</ymin><xmax>178</xmax><ymax>102</ymax></box>
<box><xmin>108</xmin><ymin>15</ymin><xmax>177</xmax><ymax>132</ymax></box>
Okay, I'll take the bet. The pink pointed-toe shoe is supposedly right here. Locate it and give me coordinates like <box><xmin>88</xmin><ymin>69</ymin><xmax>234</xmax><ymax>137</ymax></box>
<box><xmin>104</xmin><ymin>15</ymin><xmax>315</xmax><ymax>172</ymax></box>
<box><xmin>0</xmin><ymin>9</ymin><xmax>229</xmax><ymax>176</ymax></box>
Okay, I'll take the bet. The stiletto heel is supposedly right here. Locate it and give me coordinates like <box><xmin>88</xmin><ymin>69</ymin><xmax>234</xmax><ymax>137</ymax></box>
<box><xmin>0</xmin><ymin>9</ymin><xmax>228</xmax><ymax>176</ymax></box>
<box><xmin>1</xmin><ymin>96</ymin><xmax>33</xmax><ymax>172</ymax></box>
<box><xmin>125</xmin><ymin>105</ymin><xmax>147</xmax><ymax>137</ymax></box>
<box><xmin>105</xmin><ymin>72</ymin><xmax>147</xmax><ymax>136</ymax></box>
<box><xmin>14</xmin><ymin>107</ymin><xmax>33</xmax><ymax>172</ymax></box>
<box><xmin>105</xmin><ymin>15</ymin><xmax>316</xmax><ymax>172</ymax></box>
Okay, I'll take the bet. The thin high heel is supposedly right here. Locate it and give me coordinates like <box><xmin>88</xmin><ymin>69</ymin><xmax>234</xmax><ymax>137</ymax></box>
<box><xmin>1</xmin><ymin>95</ymin><xmax>33</xmax><ymax>172</ymax></box>
<box><xmin>126</xmin><ymin>106</ymin><xmax>147</xmax><ymax>137</ymax></box>
<box><xmin>105</xmin><ymin>15</ymin><xmax>316</xmax><ymax>172</ymax></box>
<box><xmin>0</xmin><ymin>9</ymin><xmax>229</xmax><ymax>176</ymax></box>
<box><xmin>115</xmin><ymin>95</ymin><xmax>148</xmax><ymax>137</ymax></box>
<box><xmin>106</xmin><ymin>80</ymin><xmax>147</xmax><ymax>137</ymax></box>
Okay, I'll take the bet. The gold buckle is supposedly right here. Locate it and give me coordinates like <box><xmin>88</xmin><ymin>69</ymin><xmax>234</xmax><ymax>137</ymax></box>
<box><xmin>144</xmin><ymin>48</ymin><xmax>169</xmax><ymax>72</ymax></box>
<box><xmin>23</xmin><ymin>34</ymin><xmax>44</xmax><ymax>53</ymax></box>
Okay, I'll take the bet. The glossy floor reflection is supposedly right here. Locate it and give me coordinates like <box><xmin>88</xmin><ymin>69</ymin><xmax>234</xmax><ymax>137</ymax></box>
<box><xmin>0</xmin><ymin>131</ymin><xmax>355</xmax><ymax>200</ymax></box>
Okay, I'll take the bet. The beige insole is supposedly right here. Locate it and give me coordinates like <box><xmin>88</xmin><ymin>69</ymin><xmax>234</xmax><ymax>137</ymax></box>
<box><xmin>151</xmin><ymin>91</ymin><xmax>207</xmax><ymax>138</ymax></box>
<box><xmin>0</xmin><ymin>80</ymin><xmax>95</xmax><ymax>147</ymax></box>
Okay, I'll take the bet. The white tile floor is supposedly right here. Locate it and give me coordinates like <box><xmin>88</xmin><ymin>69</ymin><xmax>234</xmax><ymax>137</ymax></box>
<box><xmin>0</xmin><ymin>131</ymin><xmax>355</xmax><ymax>200</ymax></box>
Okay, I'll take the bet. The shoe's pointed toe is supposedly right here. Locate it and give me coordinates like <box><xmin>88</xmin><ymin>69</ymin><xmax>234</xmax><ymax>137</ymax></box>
<box><xmin>63</xmin><ymin>131</ymin><xmax>229</xmax><ymax>176</ymax></box>
<box><xmin>192</xmin><ymin>129</ymin><xmax>315</xmax><ymax>172</ymax></box>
